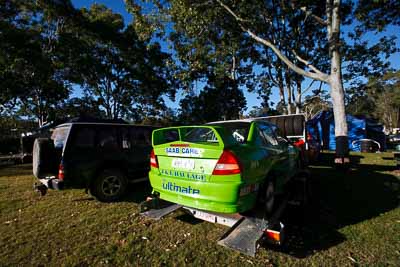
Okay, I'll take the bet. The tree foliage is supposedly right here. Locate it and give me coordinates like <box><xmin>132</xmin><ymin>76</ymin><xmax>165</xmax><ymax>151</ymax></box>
<box><xmin>179</xmin><ymin>75</ymin><xmax>246</xmax><ymax>123</ymax></box>
<box><xmin>0</xmin><ymin>0</ymin><xmax>178</xmax><ymax>124</ymax></box>
<box><xmin>0</xmin><ymin>0</ymin><xmax>70</xmax><ymax>125</ymax></box>
<box><xmin>348</xmin><ymin>71</ymin><xmax>400</xmax><ymax>131</ymax></box>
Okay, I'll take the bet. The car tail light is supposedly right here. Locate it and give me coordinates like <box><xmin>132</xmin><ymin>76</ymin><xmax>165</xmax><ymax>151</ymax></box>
<box><xmin>212</xmin><ymin>150</ymin><xmax>241</xmax><ymax>175</ymax></box>
<box><xmin>58</xmin><ymin>162</ymin><xmax>65</xmax><ymax>180</ymax></box>
<box><xmin>293</xmin><ymin>138</ymin><xmax>305</xmax><ymax>148</ymax></box>
<box><xmin>150</xmin><ymin>149</ymin><xmax>159</xmax><ymax>168</ymax></box>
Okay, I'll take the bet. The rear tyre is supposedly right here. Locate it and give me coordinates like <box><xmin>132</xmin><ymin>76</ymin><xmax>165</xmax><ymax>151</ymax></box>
<box><xmin>257</xmin><ymin>178</ymin><xmax>276</xmax><ymax>218</ymax></box>
<box><xmin>90</xmin><ymin>169</ymin><xmax>127</xmax><ymax>202</ymax></box>
<box><xmin>264</xmin><ymin>180</ymin><xmax>275</xmax><ymax>216</ymax></box>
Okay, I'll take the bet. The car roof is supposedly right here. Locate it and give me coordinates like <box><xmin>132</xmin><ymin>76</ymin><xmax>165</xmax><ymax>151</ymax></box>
<box><xmin>207</xmin><ymin>119</ymin><xmax>253</xmax><ymax>124</ymax></box>
<box><xmin>206</xmin><ymin>118</ymin><xmax>274</xmax><ymax>126</ymax></box>
<box><xmin>55</xmin><ymin>122</ymin><xmax>155</xmax><ymax>128</ymax></box>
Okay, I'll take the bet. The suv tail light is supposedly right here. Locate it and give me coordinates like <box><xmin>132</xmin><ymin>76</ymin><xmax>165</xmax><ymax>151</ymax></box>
<box><xmin>58</xmin><ymin>162</ymin><xmax>65</xmax><ymax>180</ymax></box>
<box><xmin>150</xmin><ymin>149</ymin><xmax>159</xmax><ymax>168</ymax></box>
<box><xmin>212</xmin><ymin>150</ymin><xmax>241</xmax><ymax>175</ymax></box>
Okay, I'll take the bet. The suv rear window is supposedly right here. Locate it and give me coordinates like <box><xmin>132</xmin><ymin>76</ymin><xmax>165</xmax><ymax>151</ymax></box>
<box><xmin>51</xmin><ymin>126</ymin><xmax>71</xmax><ymax>149</ymax></box>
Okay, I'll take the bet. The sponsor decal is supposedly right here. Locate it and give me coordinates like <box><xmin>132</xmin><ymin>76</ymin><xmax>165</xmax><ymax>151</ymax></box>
<box><xmin>165</xmin><ymin>147</ymin><xmax>204</xmax><ymax>157</ymax></box>
<box><xmin>162</xmin><ymin>180</ymin><xmax>200</xmax><ymax>195</ymax></box>
<box><xmin>160</xmin><ymin>169</ymin><xmax>206</xmax><ymax>181</ymax></box>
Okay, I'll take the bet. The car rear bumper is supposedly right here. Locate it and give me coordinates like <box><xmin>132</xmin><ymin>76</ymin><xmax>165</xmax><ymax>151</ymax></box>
<box><xmin>149</xmin><ymin>170</ymin><xmax>254</xmax><ymax>213</ymax></box>
<box><xmin>38</xmin><ymin>178</ymin><xmax>64</xmax><ymax>190</ymax></box>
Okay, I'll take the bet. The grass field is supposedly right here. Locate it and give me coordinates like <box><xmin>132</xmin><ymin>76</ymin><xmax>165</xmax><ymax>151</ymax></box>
<box><xmin>0</xmin><ymin>152</ymin><xmax>399</xmax><ymax>266</ymax></box>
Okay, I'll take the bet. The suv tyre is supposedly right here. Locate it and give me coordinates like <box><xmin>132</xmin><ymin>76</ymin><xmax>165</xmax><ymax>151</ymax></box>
<box><xmin>90</xmin><ymin>169</ymin><xmax>128</xmax><ymax>202</ymax></box>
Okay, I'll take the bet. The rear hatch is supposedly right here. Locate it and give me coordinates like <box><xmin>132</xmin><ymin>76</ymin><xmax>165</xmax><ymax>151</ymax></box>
<box><xmin>32</xmin><ymin>124</ymin><xmax>70</xmax><ymax>181</ymax></box>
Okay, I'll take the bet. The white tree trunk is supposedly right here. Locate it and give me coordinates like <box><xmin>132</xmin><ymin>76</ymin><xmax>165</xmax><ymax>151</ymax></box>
<box><xmin>295</xmin><ymin>80</ymin><xmax>302</xmax><ymax>114</ymax></box>
<box><xmin>329</xmin><ymin>64</ymin><xmax>347</xmax><ymax>137</ymax></box>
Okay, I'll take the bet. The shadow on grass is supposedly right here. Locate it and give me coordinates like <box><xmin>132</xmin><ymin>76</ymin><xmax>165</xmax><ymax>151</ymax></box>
<box><xmin>72</xmin><ymin>197</ymin><xmax>95</xmax><ymax>202</ymax></box>
<box><xmin>121</xmin><ymin>181</ymin><xmax>153</xmax><ymax>204</ymax></box>
<box><xmin>0</xmin><ymin>163</ymin><xmax>32</xmax><ymax>176</ymax></box>
<box><xmin>271</xmin><ymin>152</ymin><xmax>400</xmax><ymax>258</ymax></box>
<box><xmin>175</xmin><ymin>213</ymin><xmax>203</xmax><ymax>225</ymax></box>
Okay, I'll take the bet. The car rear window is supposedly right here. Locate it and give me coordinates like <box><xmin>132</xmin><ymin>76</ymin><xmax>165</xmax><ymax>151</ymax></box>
<box><xmin>209</xmin><ymin>123</ymin><xmax>250</xmax><ymax>144</ymax></box>
<box><xmin>51</xmin><ymin>126</ymin><xmax>70</xmax><ymax>149</ymax></box>
<box><xmin>183</xmin><ymin>128</ymin><xmax>219</xmax><ymax>144</ymax></box>
<box><xmin>153</xmin><ymin>127</ymin><xmax>221</xmax><ymax>146</ymax></box>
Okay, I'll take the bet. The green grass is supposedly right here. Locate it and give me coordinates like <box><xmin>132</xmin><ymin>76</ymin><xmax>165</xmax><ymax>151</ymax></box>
<box><xmin>0</xmin><ymin>153</ymin><xmax>399</xmax><ymax>266</ymax></box>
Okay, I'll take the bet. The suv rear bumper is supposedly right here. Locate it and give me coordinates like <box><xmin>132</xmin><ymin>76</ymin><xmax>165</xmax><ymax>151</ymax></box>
<box><xmin>37</xmin><ymin>177</ymin><xmax>64</xmax><ymax>190</ymax></box>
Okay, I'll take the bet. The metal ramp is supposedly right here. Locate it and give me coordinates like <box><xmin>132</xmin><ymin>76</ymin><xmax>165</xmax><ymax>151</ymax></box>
<box><xmin>218</xmin><ymin>217</ymin><xmax>267</xmax><ymax>256</ymax></box>
<box><xmin>138</xmin><ymin>171</ymin><xmax>309</xmax><ymax>256</ymax></box>
<box><xmin>139</xmin><ymin>198</ymin><xmax>284</xmax><ymax>257</ymax></box>
<box><xmin>140</xmin><ymin>203</ymin><xmax>182</xmax><ymax>220</ymax></box>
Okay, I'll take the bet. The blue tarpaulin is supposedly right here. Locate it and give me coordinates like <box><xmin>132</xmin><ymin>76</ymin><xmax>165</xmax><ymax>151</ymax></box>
<box><xmin>306</xmin><ymin>110</ymin><xmax>385</xmax><ymax>151</ymax></box>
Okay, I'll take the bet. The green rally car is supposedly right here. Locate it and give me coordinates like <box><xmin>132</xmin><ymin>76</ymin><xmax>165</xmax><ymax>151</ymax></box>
<box><xmin>148</xmin><ymin>119</ymin><xmax>299</xmax><ymax>214</ymax></box>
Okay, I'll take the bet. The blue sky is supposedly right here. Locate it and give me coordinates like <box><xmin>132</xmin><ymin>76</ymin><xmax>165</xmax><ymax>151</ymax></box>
<box><xmin>71</xmin><ymin>0</ymin><xmax>400</xmax><ymax>114</ymax></box>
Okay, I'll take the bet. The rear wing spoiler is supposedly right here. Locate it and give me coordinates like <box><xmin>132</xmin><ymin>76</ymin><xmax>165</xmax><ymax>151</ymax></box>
<box><xmin>152</xmin><ymin>126</ymin><xmax>228</xmax><ymax>147</ymax></box>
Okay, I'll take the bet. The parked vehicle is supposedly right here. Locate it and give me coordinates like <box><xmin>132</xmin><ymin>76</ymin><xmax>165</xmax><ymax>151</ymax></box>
<box><xmin>33</xmin><ymin>118</ymin><xmax>156</xmax><ymax>202</ymax></box>
<box><xmin>148</xmin><ymin>119</ymin><xmax>300</xmax><ymax>214</ymax></box>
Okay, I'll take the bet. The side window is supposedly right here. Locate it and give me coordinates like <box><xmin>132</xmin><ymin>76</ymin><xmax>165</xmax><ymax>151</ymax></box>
<box><xmin>121</xmin><ymin>127</ymin><xmax>131</xmax><ymax>149</ymax></box>
<box><xmin>259</xmin><ymin>124</ymin><xmax>279</xmax><ymax>147</ymax></box>
<box><xmin>257</xmin><ymin>128</ymin><xmax>268</xmax><ymax>147</ymax></box>
<box><xmin>97</xmin><ymin>127</ymin><xmax>119</xmax><ymax>149</ymax></box>
<box><xmin>72</xmin><ymin>127</ymin><xmax>95</xmax><ymax>148</ymax></box>
<box><xmin>131</xmin><ymin>128</ymin><xmax>152</xmax><ymax>146</ymax></box>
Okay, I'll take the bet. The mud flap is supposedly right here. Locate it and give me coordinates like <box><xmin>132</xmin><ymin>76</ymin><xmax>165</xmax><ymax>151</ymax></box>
<box><xmin>218</xmin><ymin>217</ymin><xmax>267</xmax><ymax>257</ymax></box>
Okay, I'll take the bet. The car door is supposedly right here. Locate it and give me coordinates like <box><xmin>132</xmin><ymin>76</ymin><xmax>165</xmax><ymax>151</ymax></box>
<box><xmin>249</xmin><ymin>123</ymin><xmax>280</xmax><ymax>181</ymax></box>
<box><xmin>258</xmin><ymin>123</ymin><xmax>294</xmax><ymax>186</ymax></box>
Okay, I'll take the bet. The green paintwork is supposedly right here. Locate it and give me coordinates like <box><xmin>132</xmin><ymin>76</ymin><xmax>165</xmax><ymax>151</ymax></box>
<box><xmin>149</xmin><ymin>121</ymin><xmax>299</xmax><ymax>214</ymax></box>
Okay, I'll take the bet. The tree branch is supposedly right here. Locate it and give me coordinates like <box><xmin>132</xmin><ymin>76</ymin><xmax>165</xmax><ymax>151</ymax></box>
<box><xmin>300</xmin><ymin>79</ymin><xmax>316</xmax><ymax>96</ymax></box>
<box><xmin>299</xmin><ymin>6</ymin><xmax>328</xmax><ymax>26</ymax></box>
<box><xmin>291</xmin><ymin>49</ymin><xmax>325</xmax><ymax>75</ymax></box>
<box><xmin>215</xmin><ymin>0</ymin><xmax>250</xmax><ymax>23</ymax></box>
<box><xmin>244</xmin><ymin>27</ymin><xmax>329</xmax><ymax>82</ymax></box>
<box><xmin>267</xmin><ymin>66</ymin><xmax>279</xmax><ymax>87</ymax></box>
<box><xmin>215</xmin><ymin>0</ymin><xmax>329</xmax><ymax>83</ymax></box>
